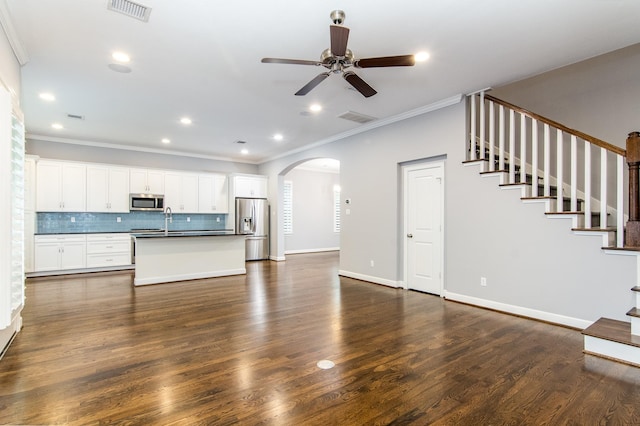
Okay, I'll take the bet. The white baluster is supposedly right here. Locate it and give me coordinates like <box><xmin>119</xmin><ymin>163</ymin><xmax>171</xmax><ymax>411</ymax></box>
<box><xmin>556</xmin><ymin>129</ymin><xmax>563</xmax><ymax>212</ymax></box>
<box><xmin>544</xmin><ymin>124</ymin><xmax>550</xmax><ymax>197</ymax></box>
<box><xmin>520</xmin><ymin>114</ymin><xmax>527</xmax><ymax>184</ymax></box>
<box><xmin>479</xmin><ymin>92</ymin><xmax>485</xmax><ymax>163</ymax></box>
<box><xmin>570</xmin><ymin>135</ymin><xmax>577</xmax><ymax>212</ymax></box>
<box><xmin>509</xmin><ymin>109</ymin><xmax>515</xmax><ymax>183</ymax></box>
<box><xmin>532</xmin><ymin>119</ymin><xmax>539</xmax><ymax>197</ymax></box>
<box><xmin>600</xmin><ymin>147</ymin><xmax>607</xmax><ymax>229</ymax></box>
<box><xmin>499</xmin><ymin>105</ymin><xmax>505</xmax><ymax>171</ymax></box>
<box><xmin>470</xmin><ymin>94</ymin><xmax>477</xmax><ymax>160</ymax></box>
<box><xmin>489</xmin><ymin>101</ymin><xmax>495</xmax><ymax>172</ymax></box>
<box><xmin>617</xmin><ymin>154</ymin><xmax>624</xmax><ymax>247</ymax></box>
<box><xmin>584</xmin><ymin>141</ymin><xmax>592</xmax><ymax>228</ymax></box>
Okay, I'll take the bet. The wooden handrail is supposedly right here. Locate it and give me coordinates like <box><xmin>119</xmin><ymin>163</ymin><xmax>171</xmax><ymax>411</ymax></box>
<box><xmin>483</xmin><ymin>94</ymin><xmax>626</xmax><ymax>157</ymax></box>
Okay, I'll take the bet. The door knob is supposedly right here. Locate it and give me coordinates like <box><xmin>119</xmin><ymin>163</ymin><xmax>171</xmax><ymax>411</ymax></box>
<box><xmin>407</xmin><ymin>233</ymin><xmax>413</xmax><ymax>238</ymax></box>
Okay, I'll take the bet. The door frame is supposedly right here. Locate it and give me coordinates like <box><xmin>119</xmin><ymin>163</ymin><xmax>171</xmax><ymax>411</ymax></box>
<box><xmin>401</xmin><ymin>159</ymin><xmax>445</xmax><ymax>295</ymax></box>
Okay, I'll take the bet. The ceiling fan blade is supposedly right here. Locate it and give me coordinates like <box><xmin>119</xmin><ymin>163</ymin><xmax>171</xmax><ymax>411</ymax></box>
<box><xmin>343</xmin><ymin>72</ymin><xmax>377</xmax><ymax>98</ymax></box>
<box><xmin>295</xmin><ymin>72</ymin><xmax>331</xmax><ymax>96</ymax></box>
<box><xmin>330</xmin><ymin>25</ymin><xmax>350</xmax><ymax>57</ymax></box>
<box><xmin>262</xmin><ymin>58</ymin><xmax>322</xmax><ymax>66</ymax></box>
<box><xmin>354</xmin><ymin>55</ymin><xmax>416</xmax><ymax>68</ymax></box>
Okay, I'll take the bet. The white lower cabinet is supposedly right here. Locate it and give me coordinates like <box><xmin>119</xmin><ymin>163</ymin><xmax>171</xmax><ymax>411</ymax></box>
<box><xmin>34</xmin><ymin>233</ymin><xmax>132</xmax><ymax>272</ymax></box>
<box><xmin>34</xmin><ymin>234</ymin><xmax>87</xmax><ymax>272</ymax></box>
<box><xmin>86</xmin><ymin>233</ymin><xmax>132</xmax><ymax>268</ymax></box>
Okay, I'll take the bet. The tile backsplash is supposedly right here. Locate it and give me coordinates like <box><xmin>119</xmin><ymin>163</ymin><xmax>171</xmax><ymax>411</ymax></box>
<box><xmin>37</xmin><ymin>211</ymin><xmax>228</xmax><ymax>234</ymax></box>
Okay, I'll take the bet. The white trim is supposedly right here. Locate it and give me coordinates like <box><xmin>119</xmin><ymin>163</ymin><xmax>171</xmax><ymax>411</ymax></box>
<box><xmin>443</xmin><ymin>291</ymin><xmax>592</xmax><ymax>329</ymax></box>
<box><xmin>584</xmin><ymin>335</ymin><xmax>640</xmax><ymax>367</ymax></box>
<box><xmin>402</xmin><ymin>160</ymin><xmax>445</xmax><ymax>296</ymax></box>
<box><xmin>270</xmin><ymin>255</ymin><xmax>286</xmax><ymax>261</ymax></box>
<box><xmin>285</xmin><ymin>247</ymin><xmax>339</xmax><ymax>255</ymax></box>
<box><xmin>338</xmin><ymin>270</ymin><xmax>402</xmax><ymax>288</ymax></box>
<box><xmin>0</xmin><ymin>0</ymin><xmax>29</xmax><ymax>65</ymax></box>
<box><xmin>27</xmin><ymin>134</ymin><xmax>254</xmax><ymax>164</ymax></box>
<box><xmin>133</xmin><ymin>268</ymin><xmax>246</xmax><ymax>286</ymax></box>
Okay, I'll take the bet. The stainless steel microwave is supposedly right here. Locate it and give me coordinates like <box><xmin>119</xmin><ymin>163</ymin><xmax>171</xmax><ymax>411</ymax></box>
<box><xmin>130</xmin><ymin>194</ymin><xmax>164</xmax><ymax>211</ymax></box>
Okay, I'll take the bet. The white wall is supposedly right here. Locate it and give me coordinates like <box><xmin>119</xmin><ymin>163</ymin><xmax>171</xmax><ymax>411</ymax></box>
<box><xmin>492</xmin><ymin>42</ymin><xmax>640</xmax><ymax>149</ymax></box>
<box><xmin>259</xmin><ymin>95</ymin><xmax>636</xmax><ymax>328</ymax></box>
<box><xmin>283</xmin><ymin>167</ymin><xmax>340</xmax><ymax>253</ymax></box>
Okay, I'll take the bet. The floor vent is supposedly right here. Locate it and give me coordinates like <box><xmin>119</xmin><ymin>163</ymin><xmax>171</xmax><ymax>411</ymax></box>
<box><xmin>337</xmin><ymin>111</ymin><xmax>377</xmax><ymax>124</ymax></box>
<box><xmin>107</xmin><ymin>0</ymin><xmax>152</xmax><ymax>22</ymax></box>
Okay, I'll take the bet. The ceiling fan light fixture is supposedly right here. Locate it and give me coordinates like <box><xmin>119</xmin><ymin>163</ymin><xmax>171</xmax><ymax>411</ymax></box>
<box><xmin>414</xmin><ymin>51</ymin><xmax>430</xmax><ymax>62</ymax></box>
<box><xmin>309</xmin><ymin>103</ymin><xmax>322</xmax><ymax>112</ymax></box>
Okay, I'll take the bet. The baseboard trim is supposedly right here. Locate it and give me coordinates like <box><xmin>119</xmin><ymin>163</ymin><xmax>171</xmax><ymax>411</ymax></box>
<box><xmin>285</xmin><ymin>247</ymin><xmax>340</xmax><ymax>255</ymax></box>
<box><xmin>443</xmin><ymin>291</ymin><xmax>591</xmax><ymax>329</ymax></box>
<box><xmin>270</xmin><ymin>255</ymin><xmax>286</xmax><ymax>261</ymax></box>
<box><xmin>133</xmin><ymin>268</ymin><xmax>246</xmax><ymax>286</ymax></box>
<box><xmin>338</xmin><ymin>270</ymin><xmax>402</xmax><ymax>288</ymax></box>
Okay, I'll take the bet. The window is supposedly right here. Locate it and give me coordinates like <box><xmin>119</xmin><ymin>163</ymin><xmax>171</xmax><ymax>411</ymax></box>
<box><xmin>283</xmin><ymin>180</ymin><xmax>293</xmax><ymax>234</ymax></box>
<box><xmin>333</xmin><ymin>184</ymin><xmax>341</xmax><ymax>233</ymax></box>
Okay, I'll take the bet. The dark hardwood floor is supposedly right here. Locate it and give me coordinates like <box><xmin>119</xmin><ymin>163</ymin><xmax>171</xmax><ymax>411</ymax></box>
<box><xmin>1</xmin><ymin>251</ymin><xmax>639</xmax><ymax>425</ymax></box>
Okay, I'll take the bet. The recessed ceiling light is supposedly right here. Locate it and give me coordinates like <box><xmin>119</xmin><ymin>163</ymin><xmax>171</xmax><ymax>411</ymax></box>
<box><xmin>161</xmin><ymin>138</ymin><xmax>170</xmax><ymax>144</ymax></box>
<box><xmin>241</xmin><ymin>148</ymin><xmax>249</xmax><ymax>155</ymax></box>
<box><xmin>51</xmin><ymin>123</ymin><xmax>63</xmax><ymax>130</ymax></box>
<box><xmin>112</xmin><ymin>51</ymin><xmax>131</xmax><ymax>63</ymax></box>
<box><xmin>414</xmin><ymin>51</ymin><xmax>430</xmax><ymax>62</ymax></box>
<box><xmin>310</xmin><ymin>104</ymin><xmax>322</xmax><ymax>112</ymax></box>
<box><xmin>39</xmin><ymin>92</ymin><xmax>55</xmax><ymax>101</ymax></box>
<box><xmin>180</xmin><ymin>117</ymin><xmax>192</xmax><ymax>125</ymax></box>
<box><xmin>273</xmin><ymin>133</ymin><xmax>283</xmax><ymax>141</ymax></box>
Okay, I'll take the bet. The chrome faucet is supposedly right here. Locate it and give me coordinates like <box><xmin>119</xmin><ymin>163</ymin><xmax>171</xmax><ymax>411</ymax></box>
<box><xmin>164</xmin><ymin>206</ymin><xmax>172</xmax><ymax>235</ymax></box>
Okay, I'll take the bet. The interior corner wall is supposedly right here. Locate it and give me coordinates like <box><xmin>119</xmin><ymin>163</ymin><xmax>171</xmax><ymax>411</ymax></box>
<box><xmin>492</xmin><ymin>42</ymin><xmax>640</xmax><ymax>149</ymax></box>
<box><xmin>0</xmin><ymin>23</ymin><xmax>20</xmax><ymax>101</ymax></box>
<box><xmin>26</xmin><ymin>139</ymin><xmax>258</xmax><ymax>175</ymax></box>
<box><xmin>283</xmin><ymin>168</ymin><xmax>340</xmax><ymax>253</ymax></box>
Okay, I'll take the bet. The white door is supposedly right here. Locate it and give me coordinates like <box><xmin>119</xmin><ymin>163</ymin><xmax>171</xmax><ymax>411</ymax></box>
<box><xmin>404</xmin><ymin>161</ymin><xmax>443</xmax><ymax>295</ymax></box>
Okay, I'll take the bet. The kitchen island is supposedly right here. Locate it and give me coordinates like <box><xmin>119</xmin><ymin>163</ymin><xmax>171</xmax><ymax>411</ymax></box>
<box><xmin>132</xmin><ymin>230</ymin><xmax>246</xmax><ymax>286</ymax></box>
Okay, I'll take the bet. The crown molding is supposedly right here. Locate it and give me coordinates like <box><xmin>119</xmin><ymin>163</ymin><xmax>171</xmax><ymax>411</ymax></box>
<box><xmin>0</xmin><ymin>0</ymin><xmax>29</xmax><ymax>65</ymax></box>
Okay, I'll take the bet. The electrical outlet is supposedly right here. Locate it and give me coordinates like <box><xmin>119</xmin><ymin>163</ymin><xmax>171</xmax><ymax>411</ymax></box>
<box><xmin>480</xmin><ymin>277</ymin><xmax>487</xmax><ymax>287</ymax></box>
<box><xmin>370</xmin><ymin>260</ymin><xmax>375</xmax><ymax>267</ymax></box>
<box><xmin>187</xmin><ymin>217</ymin><xmax>191</xmax><ymax>222</ymax></box>
<box><xmin>70</xmin><ymin>217</ymin><xmax>75</xmax><ymax>223</ymax></box>
<box><xmin>116</xmin><ymin>217</ymin><xmax>121</xmax><ymax>223</ymax></box>
<box><xmin>216</xmin><ymin>217</ymin><xmax>220</xmax><ymax>222</ymax></box>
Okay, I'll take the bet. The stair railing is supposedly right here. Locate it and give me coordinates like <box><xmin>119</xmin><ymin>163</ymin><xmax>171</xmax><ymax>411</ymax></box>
<box><xmin>468</xmin><ymin>91</ymin><xmax>626</xmax><ymax>248</ymax></box>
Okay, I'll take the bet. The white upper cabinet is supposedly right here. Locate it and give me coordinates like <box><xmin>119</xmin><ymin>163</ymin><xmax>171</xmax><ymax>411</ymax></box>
<box><xmin>233</xmin><ymin>175</ymin><xmax>268</xmax><ymax>198</ymax></box>
<box><xmin>164</xmin><ymin>172</ymin><xmax>199</xmax><ymax>213</ymax></box>
<box><xmin>86</xmin><ymin>165</ymin><xmax>130</xmax><ymax>212</ymax></box>
<box><xmin>36</xmin><ymin>160</ymin><xmax>86</xmax><ymax>212</ymax></box>
<box><xmin>130</xmin><ymin>168</ymin><xmax>164</xmax><ymax>194</ymax></box>
<box><xmin>198</xmin><ymin>174</ymin><xmax>229</xmax><ymax>213</ymax></box>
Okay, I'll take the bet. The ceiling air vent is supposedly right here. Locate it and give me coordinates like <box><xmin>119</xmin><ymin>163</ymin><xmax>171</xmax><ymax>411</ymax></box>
<box><xmin>107</xmin><ymin>0</ymin><xmax>152</xmax><ymax>22</ymax></box>
<box><xmin>337</xmin><ymin>111</ymin><xmax>377</xmax><ymax>124</ymax></box>
<box><xmin>66</xmin><ymin>113</ymin><xmax>85</xmax><ymax>120</ymax></box>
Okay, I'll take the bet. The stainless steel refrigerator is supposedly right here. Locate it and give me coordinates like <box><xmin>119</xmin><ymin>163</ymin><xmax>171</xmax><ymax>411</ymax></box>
<box><xmin>235</xmin><ymin>197</ymin><xmax>269</xmax><ymax>260</ymax></box>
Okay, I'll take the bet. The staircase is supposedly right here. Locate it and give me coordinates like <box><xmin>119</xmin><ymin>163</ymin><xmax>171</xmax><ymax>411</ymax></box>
<box><xmin>466</xmin><ymin>91</ymin><xmax>640</xmax><ymax>367</ymax></box>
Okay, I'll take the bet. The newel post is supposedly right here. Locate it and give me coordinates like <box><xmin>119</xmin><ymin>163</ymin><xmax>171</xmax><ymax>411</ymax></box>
<box><xmin>625</xmin><ymin>131</ymin><xmax>640</xmax><ymax>247</ymax></box>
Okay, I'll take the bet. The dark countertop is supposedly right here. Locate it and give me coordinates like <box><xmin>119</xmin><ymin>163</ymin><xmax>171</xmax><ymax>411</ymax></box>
<box><xmin>36</xmin><ymin>229</ymin><xmax>234</xmax><ymax>236</ymax></box>
<box><xmin>131</xmin><ymin>230</ymin><xmax>236</xmax><ymax>238</ymax></box>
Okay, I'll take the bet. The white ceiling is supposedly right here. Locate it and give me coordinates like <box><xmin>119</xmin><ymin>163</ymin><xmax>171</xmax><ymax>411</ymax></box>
<box><xmin>5</xmin><ymin>0</ymin><xmax>640</xmax><ymax>164</ymax></box>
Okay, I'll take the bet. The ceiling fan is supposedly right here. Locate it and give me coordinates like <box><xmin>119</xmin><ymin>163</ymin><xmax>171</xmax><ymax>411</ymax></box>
<box><xmin>261</xmin><ymin>10</ymin><xmax>416</xmax><ymax>98</ymax></box>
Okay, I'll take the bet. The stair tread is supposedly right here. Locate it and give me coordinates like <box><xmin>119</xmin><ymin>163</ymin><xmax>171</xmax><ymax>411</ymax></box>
<box><xmin>462</xmin><ymin>159</ymin><xmax>488</xmax><ymax>164</ymax></box>
<box><xmin>582</xmin><ymin>317</ymin><xmax>640</xmax><ymax>348</ymax></box>
<box><xmin>523</xmin><ymin>196</ymin><xmax>585</xmax><ymax>202</ymax></box>
<box><xmin>602</xmin><ymin>246</ymin><xmax>640</xmax><ymax>252</ymax></box>
<box><xmin>572</xmin><ymin>227</ymin><xmax>616</xmax><ymax>232</ymax></box>
<box><xmin>627</xmin><ymin>307</ymin><xmax>640</xmax><ymax>318</ymax></box>
<box><xmin>479</xmin><ymin>170</ymin><xmax>509</xmax><ymax>175</ymax></box>
<box><xmin>546</xmin><ymin>211</ymin><xmax>605</xmax><ymax>216</ymax></box>
<box><xmin>499</xmin><ymin>182</ymin><xmax>528</xmax><ymax>187</ymax></box>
